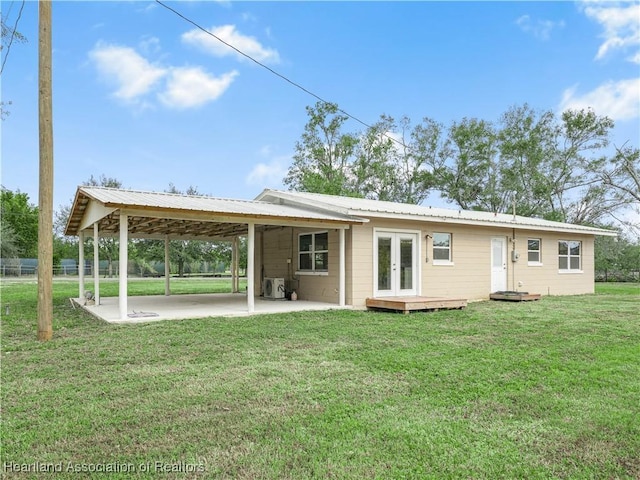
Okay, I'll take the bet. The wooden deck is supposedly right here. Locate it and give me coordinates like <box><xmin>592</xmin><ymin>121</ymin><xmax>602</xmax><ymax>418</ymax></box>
<box><xmin>490</xmin><ymin>291</ymin><xmax>541</xmax><ymax>302</ymax></box>
<box><xmin>366</xmin><ymin>296</ymin><xmax>467</xmax><ymax>314</ymax></box>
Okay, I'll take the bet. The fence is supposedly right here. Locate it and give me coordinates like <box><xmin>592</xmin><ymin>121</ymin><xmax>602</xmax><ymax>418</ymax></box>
<box><xmin>0</xmin><ymin>259</ymin><xmax>232</xmax><ymax>278</ymax></box>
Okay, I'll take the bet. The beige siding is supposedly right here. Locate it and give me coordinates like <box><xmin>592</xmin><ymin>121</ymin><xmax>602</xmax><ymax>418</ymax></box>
<box><xmin>260</xmin><ymin>226</ymin><xmax>344</xmax><ymax>304</ymax></box>
<box><xmin>348</xmin><ymin>220</ymin><xmax>598</xmax><ymax>307</ymax></box>
<box><xmin>258</xmin><ymin>220</ymin><xmax>597</xmax><ymax>307</ymax></box>
<box><xmin>509</xmin><ymin>231</ymin><xmax>595</xmax><ymax>296</ymax></box>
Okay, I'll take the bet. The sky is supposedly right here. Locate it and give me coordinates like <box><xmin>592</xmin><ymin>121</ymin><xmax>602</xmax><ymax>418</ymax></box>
<box><xmin>1</xmin><ymin>0</ymin><xmax>639</xmax><ymax>215</ymax></box>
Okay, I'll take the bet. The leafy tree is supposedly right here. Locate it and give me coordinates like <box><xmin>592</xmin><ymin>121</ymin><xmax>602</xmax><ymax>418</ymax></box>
<box><xmin>595</xmin><ymin>233</ymin><xmax>640</xmax><ymax>282</ymax></box>
<box><xmin>54</xmin><ymin>175</ymin><xmax>123</xmax><ymax>276</ymax></box>
<box><xmin>285</xmin><ymin>101</ymin><xmax>359</xmax><ymax>196</ymax></box>
<box><xmin>1</xmin><ymin>187</ymin><xmax>38</xmax><ymax>257</ymax></box>
<box><xmin>438</xmin><ymin>117</ymin><xmax>501</xmax><ymax>211</ymax></box>
<box><xmin>0</xmin><ymin>222</ymin><xmax>20</xmax><ymax>258</ymax></box>
<box><xmin>436</xmin><ymin>105</ymin><xmax>621</xmax><ymax>224</ymax></box>
<box><xmin>164</xmin><ymin>183</ymin><xmax>210</xmax><ymax>277</ymax></box>
<box><xmin>497</xmin><ymin>104</ymin><xmax>558</xmax><ymax>217</ymax></box>
<box><xmin>354</xmin><ymin>115</ymin><xmax>445</xmax><ymax>204</ymax></box>
<box><xmin>287</xmin><ymin>104</ymin><xmax>445</xmax><ymax>204</ymax></box>
<box><xmin>599</xmin><ymin>145</ymin><xmax>640</xmax><ymax>229</ymax></box>
<box><xmin>549</xmin><ymin>108</ymin><xmax>616</xmax><ymax>224</ymax></box>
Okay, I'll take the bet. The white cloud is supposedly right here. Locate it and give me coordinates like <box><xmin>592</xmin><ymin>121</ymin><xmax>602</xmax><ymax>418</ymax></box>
<box><xmin>516</xmin><ymin>14</ymin><xmax>565</xmax><ymax>40</ymax></box>
<box><xmin>138</xmin><ymin>36</ymin><xmax>162</xmax><ymax>56</ymax></box>
<box><xmin>246</xmin><ymin>156</ymin><xmax>289</xmax><ymax>187</ymax></box>
<box><xmin>559</xmin><ymin>78</ymin><xmax>640</xmax><ymax>121</ymax></box>
<box><xmin>582</xmin><ymin>2</ymin><xmax>640</xmax><ymax>63</ymax></box>
<box><xmin>89</xmin><ymin>42</ymin><xmax>166</xmax><ymax>101</ymax></box>
<box><xmin>158</xmin><ymin>67</ymin><xmax>239</xmax><ymax>109</ymax></box>
<box><xmin>182</xmin><ymin>24</ymin><xmax>280</xmax><ymax>63</ymax></box>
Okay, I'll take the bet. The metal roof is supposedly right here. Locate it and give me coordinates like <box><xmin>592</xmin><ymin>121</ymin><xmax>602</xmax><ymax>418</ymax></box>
<box><xmin>255</xmin><ymin>189</ymin><xmax>617</xmax><ymax>236</ymax></box>
<box><xmin>65</xmin><ymin>187</ymin><xmax>366</xmax><ymax>239</ymax></box>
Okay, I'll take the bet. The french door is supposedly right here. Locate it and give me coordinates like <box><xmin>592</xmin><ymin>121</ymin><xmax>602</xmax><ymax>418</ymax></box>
<box><xmin>374</xmin><ymin>231</ymin><xmax>418</xmax><ymax>297</ymax></box>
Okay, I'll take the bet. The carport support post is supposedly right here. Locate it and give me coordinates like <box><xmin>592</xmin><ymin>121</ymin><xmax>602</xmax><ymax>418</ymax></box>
<box><xmin>339</xmin><ymin>228</ymin><xmax>345</xmax><ymax>307</ymax></box>
<box><xmin>231</xmin><ymin>236</ymin><xmax>239</xmax><ymax>293</ymax></box>
<box><xmin>247</xmin><ymin>222</ymin><xmax>255</xmax><ymax>313</ymax></box>
<box><xmin>164</xmin><ymin>235</ymin><xmax>170</xmax><ymax>296</ymax></box>
<box><xmin>93</xmin><ymin>222</ymin><xmax>100</xmax><ymax>305</ymax></box>
<box><xmin>119</xmin><ymin>213</ymin><xmax>128</xmax><ymax>320</ymax></box>
<box><xmin>78</xmin><ymin>230</ymin><xmax>85</xmax><ymax>299</ymax></box>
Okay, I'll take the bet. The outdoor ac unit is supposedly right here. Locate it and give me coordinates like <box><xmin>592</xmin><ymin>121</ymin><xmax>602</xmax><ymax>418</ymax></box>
<box><xmin>264</xmin><ymin>277</ymin><xmax>285</xmax><ymax>299</ymax></box>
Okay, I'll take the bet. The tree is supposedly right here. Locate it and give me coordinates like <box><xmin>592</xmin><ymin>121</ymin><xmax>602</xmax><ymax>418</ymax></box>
<box><xmin>287</xmin><ymin>104</ymin><xmax>445</xmax><ymax>205</ymax></box>
<box><xmin>0</xmin><ymin>222</ymin><xmax>20</xmax><ymax>258</ymax></box>
<box><xmin>54</xmin><ymin>175</ymin><xmax>123</xmax><ymax>276</ymax></box>
<box><xmin>353</xmin><ymin>115</ymin><xmax>445</xmax><ymax>204</ymax></box>
<box><xmin>164</xmin><ymin>183</ymin><xmax>211</xmax><ymax>277</ymax></box>
<box><xmin>284</xmin><ymin>101</ymin><xmax>359</xmax><ymax>196</ymax></box>
<box><xmin>549</xmin><ymin>108</ymin><xmax>616</xmax><ymax>224</ymax></box>
<box><xmin>497</xmin><ymin>104</ymin><xmax>559</xmax><ymax>217</ymax></box>
<box><xmin>435</xmin><ymin>105</ymin><xmax>622</xmax><ymax>225</ymax></box>
<box><xmin>1</xmin><ymin>187</ymin><xmax>39</xmax><ymax>257</ymax></box>
<box><xmin>600</xmin><ymin>145</ymin><xmax>640</xmax><ymax>203</ymax></box>
<box><xmin>438</xmin><ymin>117</ymin><xmax>501</xmax><ymax>211</ymax></box>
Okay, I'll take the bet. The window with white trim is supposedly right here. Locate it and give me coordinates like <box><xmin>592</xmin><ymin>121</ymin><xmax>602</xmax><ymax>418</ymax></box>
<box><xmin>299</xmin><ymin>231</ymin><xmax>328</xmax><ymax>272</ymax></box>
<box><xmin>558</xmin><ymin>240</ymin><xmax>581</xmax><ymax>271</ymax></box>
<box><xmin>527</xmin><ymin>238</ymin><xmax>541</xmax><ymax>264</ymax></box>
<box><xmin>433</xmin><ymin>232</ymin><xmax>452</xmax><ymax>264</ymax></box>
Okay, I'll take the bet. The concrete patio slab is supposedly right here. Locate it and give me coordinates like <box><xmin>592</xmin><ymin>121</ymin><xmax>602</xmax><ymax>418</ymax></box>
<box><xmin>72</xmin><ymin>293</ymin><xmax>348</xmax><ymax>324</ymax></box>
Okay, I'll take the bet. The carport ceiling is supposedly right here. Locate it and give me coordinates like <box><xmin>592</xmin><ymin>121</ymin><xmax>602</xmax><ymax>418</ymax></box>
<box><xmin>91</xmin><ymin>211</ymin><xmax>251</xmax><ymax>240</ymax></box>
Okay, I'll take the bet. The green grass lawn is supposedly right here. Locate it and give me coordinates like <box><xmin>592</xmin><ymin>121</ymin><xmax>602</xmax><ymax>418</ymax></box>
<box><xmin>1</xmin><ymin>280</ymin><xmax>638</xmax><ymax>479</ymax></box>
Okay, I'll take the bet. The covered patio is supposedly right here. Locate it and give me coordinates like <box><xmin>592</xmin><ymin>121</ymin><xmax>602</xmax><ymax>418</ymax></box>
<box><xmin>65</xmin><ymin>187</ymin><xmax>365</xmax><ymax>321</ymax></box>
<box><xmin>73</xmin><ymin>292</ymin><xmax>346</xmax><ymax>324</ymax></box>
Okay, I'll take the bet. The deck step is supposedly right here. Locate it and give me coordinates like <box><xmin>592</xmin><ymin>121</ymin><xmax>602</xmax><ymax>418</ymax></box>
<box><xmin>366</xmin><ymin>296</ymin><xmax>467</xmax><ymax>314</ymax></box>
<box><xmin>490</xmin><ymin>291</ymin><xmax>541</xmax><ymax>302</ymax></box>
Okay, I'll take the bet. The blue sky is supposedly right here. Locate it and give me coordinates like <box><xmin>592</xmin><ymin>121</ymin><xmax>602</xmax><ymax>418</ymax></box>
<box><xmin>1</xmin><ymin>1</ymin><xmax>639</xmax><ymax>213</ymax></box>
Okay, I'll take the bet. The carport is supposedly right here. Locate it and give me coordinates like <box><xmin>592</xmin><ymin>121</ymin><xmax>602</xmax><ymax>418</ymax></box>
<box><xmin>65</xmin><ymin>186</ymin><xmax>364</xmax><ymax>320</ymax></box>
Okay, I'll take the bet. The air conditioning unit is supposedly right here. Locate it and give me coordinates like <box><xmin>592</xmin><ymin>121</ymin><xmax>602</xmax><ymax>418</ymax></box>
<box><xmin>264</xmin><ymin>277</ymin><xmax>285</xmax><ymax>299</ymax></box>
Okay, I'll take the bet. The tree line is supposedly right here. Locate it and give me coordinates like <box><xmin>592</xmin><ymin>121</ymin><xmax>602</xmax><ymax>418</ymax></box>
<box><xmin>285</xmin><ymin>102</ymin><xmax>639</xmax><ymax>230</ymax></box>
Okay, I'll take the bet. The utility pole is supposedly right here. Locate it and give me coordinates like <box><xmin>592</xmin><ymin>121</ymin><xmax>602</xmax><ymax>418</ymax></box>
<box><xmin>37</xmin><ymin>0</ymin><xmax>53</xmax><ymax>341</ymax></box>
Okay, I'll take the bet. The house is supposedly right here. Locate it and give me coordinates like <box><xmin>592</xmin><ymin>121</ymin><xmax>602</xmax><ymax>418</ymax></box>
<box><xmin>65</xmin><ymin>186</ymin><xmax>616</xmax><ymax>320</ymax></box>
<box><xmin>255</xmin><ymin>190</ymin><xmax>616</xmax><ymax>305</ymax></box>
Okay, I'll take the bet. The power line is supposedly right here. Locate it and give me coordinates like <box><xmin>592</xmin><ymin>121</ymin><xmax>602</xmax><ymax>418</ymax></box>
<box><xmin>1</xmin><ymin>0</ymin><xmax>26</xmax><ymax>75</ymax></box>
<box><xmin>154</xmin><ymin>0</ymin><xmax>406</xmax><ymax>148</ymax></box>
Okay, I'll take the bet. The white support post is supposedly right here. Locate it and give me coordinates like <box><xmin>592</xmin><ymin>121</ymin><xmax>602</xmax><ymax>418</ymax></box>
<box><xmin>231</xmin><ymin>236</ymin><xmax>238</xmax><ymax>293</ymax></box>
<box><xmin>93</xmin><ymin>222</ymin><xmax>100</xmax><ymax>305</ymax></box>
<box><xmin>119</xmin><ymin>213</ymin><xmax>128</xmax><ymax>320</ymax></box>
<box><xmin>247</xmin><ymin>223</ymin><xmax>255</xmax><ymax>313</ymax></box>
<box><xmin>164</xmin><ymin>235</ymin><xmax>170</xmax><ymax>296</ymax></box>
<box><xmin>78</xmin><ymin>230</ymin><xmax>85</xmax><ymax>300</ymax></box>
<box><xmin>339</xmin><ymin>228</ymin><xmax>346</xmax><ymax>307</ymax></box>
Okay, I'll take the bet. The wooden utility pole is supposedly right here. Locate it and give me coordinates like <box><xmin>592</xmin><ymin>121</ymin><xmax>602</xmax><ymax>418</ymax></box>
<box><xmin>37</xmin><ymin>0</ymin><xmax>53</xmax><ymax>341</ymax></box>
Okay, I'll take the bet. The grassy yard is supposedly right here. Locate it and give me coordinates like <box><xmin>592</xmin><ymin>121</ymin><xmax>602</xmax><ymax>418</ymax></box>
<box><xmin>1</xmin><ymin>280</ymin><xmax>638</xmax><ymax>479</ymax></box>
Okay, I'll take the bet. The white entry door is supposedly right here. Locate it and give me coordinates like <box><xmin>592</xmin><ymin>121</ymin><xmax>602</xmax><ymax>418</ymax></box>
<box><xmin>491</xmin><ymin>237</ymin><xmax>507</xmax><ymax>292</ymax></box>
<box><xmin>375</xmin><ymin>231</ymin><xmax>418</xmax><ymax>297</ymax></box>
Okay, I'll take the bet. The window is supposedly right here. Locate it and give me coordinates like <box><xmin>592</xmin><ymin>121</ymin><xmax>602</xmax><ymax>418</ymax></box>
<box><xmin>433</xmin><ymin>232</ymin><xmax>452</xmax><ymax>264</ymax></box>
<box><xmin>558</xmin><ymin>240</ymin><xmax>581</xmax><ymax>272</ymax></box>
<box><xmin>299</xmin><ymin>231</ymin><xmax>328</xmax><ymax>272</ymax></box>
<box><xmin>527</xmin><ymin>238</ymin><xmax>541</xmax><ymax>264</ymax></box>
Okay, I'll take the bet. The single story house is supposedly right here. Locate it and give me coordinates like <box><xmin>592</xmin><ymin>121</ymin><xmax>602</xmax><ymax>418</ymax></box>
<box><xmin>65</xmin><ymin>186</ymin><xmax>616</xmax><ymax>319</ymax></box>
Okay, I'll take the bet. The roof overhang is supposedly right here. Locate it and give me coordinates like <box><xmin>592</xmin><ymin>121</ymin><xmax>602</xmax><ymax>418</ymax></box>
<box><xmin>65</xmin><ymin>187</ymin><xmax>367</xmax><ymax>240</ymax></box>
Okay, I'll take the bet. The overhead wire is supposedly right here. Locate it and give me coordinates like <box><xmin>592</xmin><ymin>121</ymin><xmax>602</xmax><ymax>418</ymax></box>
<box><xmin>1</xmin><ymin>0</ymin><xmax>26</xmax><ymax>76</ymax></box>
<box><xmin>154</xmin><ymin>0</ymin><xmax>406</xmax><ymax>149</ymax></box>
